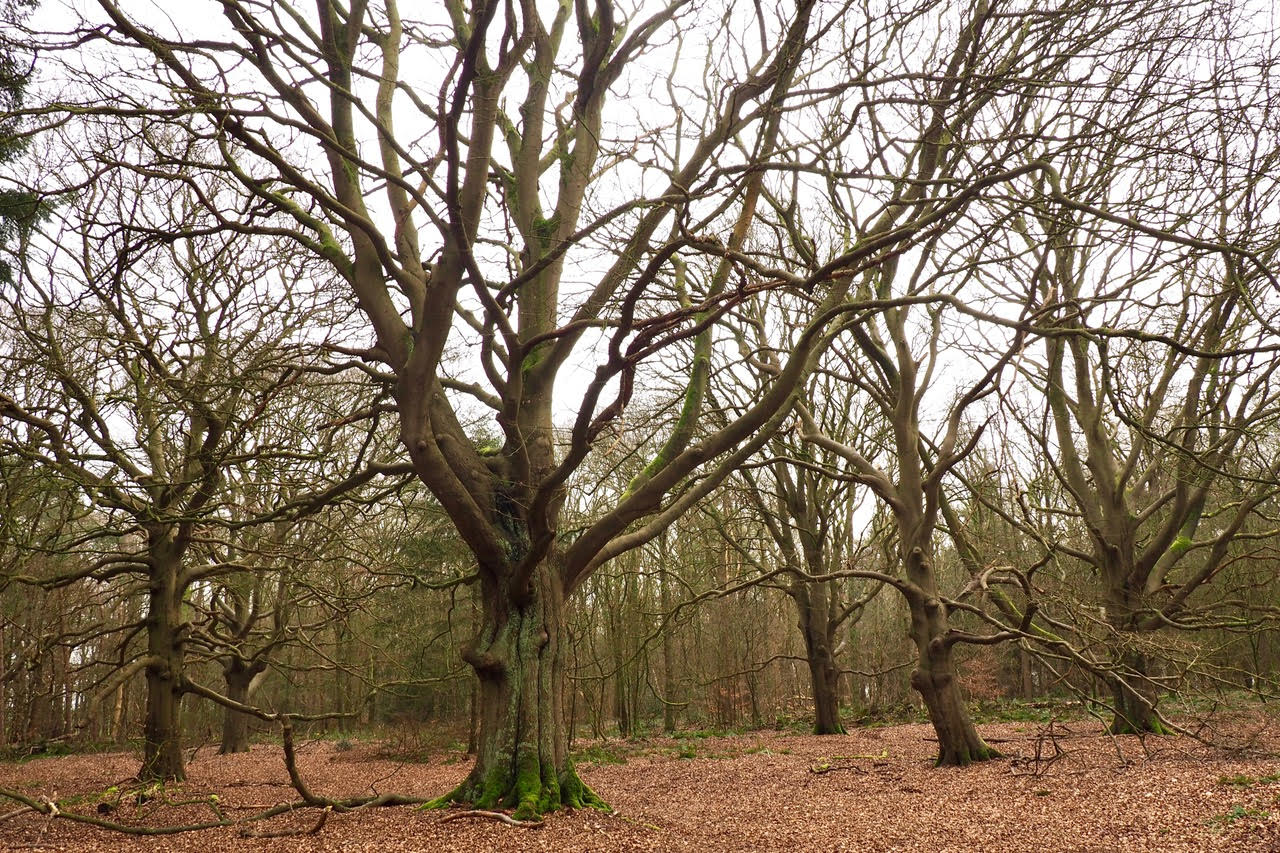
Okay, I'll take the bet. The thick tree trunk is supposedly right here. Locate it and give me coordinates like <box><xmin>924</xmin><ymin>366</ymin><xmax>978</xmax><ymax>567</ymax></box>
<box><xmin>908</xmin><ymin>597</ymin><xmax>997</xmax><ymax>766</ymax></box>
<box><xmin>431</xmin><ymin>562</ymin><xmax>605</xmax><ymax>820</ymax></box>
<box><xmin>1109</xmin><ymin>648</ymin><xmax>1167</xmax><ymax>734</ymax></box>
<box><xmin>139</xmin><ymin>545</ymin><xmax>186</xmax><ymax>782</ymax></box>
<box><xmin>1104</xmin><ymin>585</ymin><xmax>1167</xmax><ymax>735</ymax></box>
<box><xmin>218</xmin><ymin>663</ymin><xmax>257</xmax><ymax>754</ymax></box>
<box><xmin>794</xmin><ymin>587</ymin><xmax>845</xmax><ymax>735</ymax></box>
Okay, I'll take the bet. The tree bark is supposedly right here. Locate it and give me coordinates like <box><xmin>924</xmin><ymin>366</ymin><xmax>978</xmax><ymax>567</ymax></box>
<box><xmin>431</xmin><ymin>561</ymin><xmax>604</xmax><ymax>821</ymax></box>
<box><xmin>660</xmin><ymin>567</ymin><xmax>679</xmax><ymax>734</ymax></box>
<box><xmin>905</xmin><ymin>561</ymin><xmax>997</xmax><ymax>766</ymax></box>
<box><xmin>139</xmin><ymin>541</ymin><xmax>187</xmax><ymax>782</ymax></box>
<box><xmin>218</xmin><ymin>661</ymin><xmax>263</xmax><ymax>754</ymax></box>
<box><xmin>1104</xmin><ymin>583</ymin><xmax>1167</xmax><ymax>734</ymax></box>
<box><xmin>793</xmin><ymin>585</ymin><xmax>845</xmax><ymax>735</ymax></box>
<box><xmin>1108</xmin><ymin>644</ymin><xmax>1166</xmax><ymax>734</ymax></box>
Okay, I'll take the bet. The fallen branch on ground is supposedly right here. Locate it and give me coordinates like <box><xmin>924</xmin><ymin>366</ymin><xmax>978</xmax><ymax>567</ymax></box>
<box><xmin>240</xmin><ymin>806</ymin><xmax>331</xmax><ymax>837</ymax></box>
<box><xmin>439</xmin><ymin>809</ymin><xmax>546</xmax><ymax>828</ymax></box>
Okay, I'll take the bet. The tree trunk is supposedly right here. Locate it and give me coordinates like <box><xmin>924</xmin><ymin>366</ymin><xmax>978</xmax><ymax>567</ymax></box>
<box><xmin>1104</xmin><ymin>585</ymin><xmax>1167</xmax><ymax>735</ymax></box>
<box><xmin>139</xmin><ymin>546</ymin><xmax>186</xmax><ymax>782</ymax></box>
<box><xmin>112</xmin><ymin>683</ymin><xmax>128</xmax><ymax>745</ymax></box>
<box><xmin>431</xmin><ymin>562</ymin><xmax>605</xmax><ymax>820</ymax></box>
<box><xmin>908</xmin><ymin>597</ymin><xmax>997</xmax><ymax>766</ymax></box>
<box><xmin>0</xmin><ymin>623</ymin><xmax>7</xmax><ymax>747</ymax></box>
<box><xmin>659</xmin><ymin>564</ymin><xmax>679</xmax><ymax>734</ymax></box>
<box><xmin>1109</xmin><ymin>648</ymin><xmax>1167</xmax><ymax>734</ymax></box>
<box><xmin>218</xmin><ymin>663</ymin><xmax>258</xmax><ymax>754</ymax></box>
<box><xmin>466</xmin><ymin>677</ymin><xmax>479</xmax><ymax>755</ymax></box>
<box><xmin>794</xmin><ymin>586</ymin><xmax>845</xmax><ymax>734</ymax></box>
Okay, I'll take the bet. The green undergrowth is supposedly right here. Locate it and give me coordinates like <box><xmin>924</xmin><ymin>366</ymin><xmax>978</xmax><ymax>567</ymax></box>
<box><xmin>970</xmin><ymin>698</ymin><xmax>1090</xmax><ymax>725</ymax></box>
<box><xmin>570</xmin><ymin>732</ymin><xmax>794</xmax><ymax>766</ymax></box>
<box><xmin>1217</xmin><ymin>773</ymin><xmax>1280</xmax><ymax>788</ymax></box>
<box><xmin>0</xmin><ymin>738</ymin><xmax>122</xmax><ymax>763</ymax></box>
<box><xmin>572</xmin><ymin>742</ymin><xmax>630</xmax><ymax>766</ymax></box>
<box><xmin>1207</xmin><ymin>804</ymin><xmax>1271</xmax><ymax>827</ymax></box>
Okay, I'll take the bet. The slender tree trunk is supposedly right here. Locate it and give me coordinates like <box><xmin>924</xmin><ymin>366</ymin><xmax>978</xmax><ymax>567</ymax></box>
<box><xmin>139</xmin><ymin>543</ymin><xmax>187</xmax><ymax>782</ymax></box>
<box><xmin>610</xmin><ymin>611</ymin><xmax>631</xmax><ymax>737</ymax></box>
<box><xmin>1019</xmin><ymin>646</ymin><xmax>1034</xmax><ymax>699</ymax></box>
<box><xmin>907</xmin><ymin>595</ymin><xmax>997</xmax><ymax>766</ymax></box>
<box><xmin>334</xmin><ymin>622</ymin><xmax>351</xmax><ymax>735</ymax></box>
<box><xmin>432</xmin><ymin>560</ymin><xmax>604</xmax><ymax>820</ymax></box>
<box><xmin>659</xmin><ymin>564</ymin><xmax>679</xmax><ymax>734</ymax></box>
<box><xmin>0</xmin><ymin>624</ymin><xmax>7</xmax><ymax>747</ymax></box>
<box><xmin>112</xmin><ymin>683</ymin><xmax>127</xmax><ymax>745</ymax></box>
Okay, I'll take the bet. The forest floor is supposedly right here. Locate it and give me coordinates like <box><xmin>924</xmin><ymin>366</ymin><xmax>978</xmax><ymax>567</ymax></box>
<box><xmin>2</xmin><ymin>709</ymin><xmax>1280</xmax><ymax>852</ymax></box>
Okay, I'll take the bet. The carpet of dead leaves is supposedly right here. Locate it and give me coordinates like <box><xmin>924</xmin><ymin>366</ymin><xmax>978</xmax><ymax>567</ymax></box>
<box><xmin>3</xmin><ymin>713</ymin><xmax>1280</xmax><ymax>852</ymax></box>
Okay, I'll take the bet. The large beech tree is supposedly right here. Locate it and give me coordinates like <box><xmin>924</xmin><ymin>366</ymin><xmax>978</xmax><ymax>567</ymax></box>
<box><xmin>22</xmin><ymin>0</ymin><xmax>1210</xmax><ymax>814</ymax></box>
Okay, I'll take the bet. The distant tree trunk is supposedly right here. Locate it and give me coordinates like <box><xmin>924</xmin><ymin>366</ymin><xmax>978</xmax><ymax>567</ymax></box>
<box><xmin>334</xmin><ymin>622</ymin><xmax>351</xmax><ymax>735</ymax></box>
<box><xmin>218</xmin><ymin>660</ymin><xmax>265</xmax><ymax>754</ymax></box>
<box><xmin>659</xmin><ymin>561</ymin><xmax>679</xmax><ymax>734</ymax></box>
<box><xmin>0</xmin><ymin>623</ymin><xmax>7</xmax><ymax>747</ymax></box>
<box><xmin>609</xmin><ymin>604</ymin><xmax>632</xmax><ymax>738</ymax></box>
<box><xmin>433</xmin><ymin>560</ymin><xmax>602</xmax><ymax>820</ymax></box>
<box><xmin>614</xmin><ymin>665</ymin><xmax>632</xmax><ymax>738</ymax></box>
<box><xmin>139</xmin><ymin>536</ymin><xmax>187</xmax><ymax>782</ymax></box>
<box><xmin>112</xmin><ymin>683</ymin><xmax>128</xmax><ymax>745</ymax></box>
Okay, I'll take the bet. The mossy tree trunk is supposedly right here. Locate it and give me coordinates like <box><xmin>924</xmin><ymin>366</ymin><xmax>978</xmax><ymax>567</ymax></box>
<box><xmin>434</xmin><ymin>559</ymin><xmax>604</xmax><ymax>821</ymax></box>
<box><xmin>1109</xmin><ymin>649</ymin><xmax>1166</xmax><ymax>734</ymax></box>
<box><xmin>1104</xmin><ymin>583</ymin><xmax>1166</xmax><ymax>734</ymax></box>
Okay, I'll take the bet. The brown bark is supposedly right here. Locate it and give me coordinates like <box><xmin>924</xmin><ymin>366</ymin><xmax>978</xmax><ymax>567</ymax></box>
<box><xmin>794</xmin><ymin>584</ymin><xmax>845</xmax><ymax>735</ymax></box>
<box><xmin>139</xmin><ymin>538</ymin><xmax>187</xmax><ymax>782</ymax></box>
<box><xmin>659</xmin><ymin>563</ymin><xmax>679</xmax><ymax>734</ymax></box>
<box><xmin>218</xmin><ymin>662</ymin><xmax>263</xmax><ymax>754</ymax></box>
<box><xmin>431</xmin><ymin>560</ymin><xmax>604</xmax><ymax>821</ymax></box>
<box><xmin>907</xmin><ymin>594</ymin><xmax>997</xmax><ymax>766</ymax></box>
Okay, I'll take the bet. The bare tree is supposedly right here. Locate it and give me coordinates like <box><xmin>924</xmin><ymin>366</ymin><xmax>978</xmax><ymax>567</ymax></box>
<box><xmin>0</xmin><ymin>161</ymin><xmax>393</xmax><ymax>779</ymax></box>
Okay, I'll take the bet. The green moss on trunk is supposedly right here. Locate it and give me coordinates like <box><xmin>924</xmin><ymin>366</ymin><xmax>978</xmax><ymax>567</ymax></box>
<box><xmin>427</xmin><ymin>561</ymin><xmax>610</xmax><ymax>820</ymax></box>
